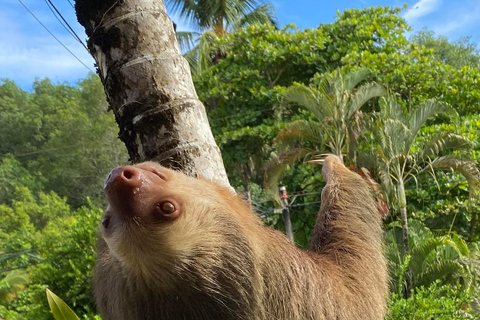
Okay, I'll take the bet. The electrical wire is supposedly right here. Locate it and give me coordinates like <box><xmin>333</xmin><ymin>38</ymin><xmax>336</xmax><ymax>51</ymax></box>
<box><xmin>44</xmin><ymin>0</ymin><xmax>89</xmax><ymax>52</ymax></box>
<box><xmin>17</xmin><ymin>0</ymin><xmax>94</xmax><ymax>73</ymax></box>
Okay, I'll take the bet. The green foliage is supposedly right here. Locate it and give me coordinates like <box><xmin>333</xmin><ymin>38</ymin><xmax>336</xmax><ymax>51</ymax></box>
<box><xmin>169</xmin><ymin>0</ymin><xmax>277</xmax><ymax>74</ymax></box>
<box><xmin>322</xmin><ymin>6</ymin><xmax>410</xmax><ymax>64</ymax></box>
<box><xmin>411</xmin><ymin>29</ymin><xmax>480</xmax><ymax>68</ymax></box>
<box><xmin>350</xmin><ymin>43</ymin><xmax>480</xmax><ymax>115</ymax></box>
<box><xmin>0</xmin><ymin>156</ymin><xmax>44</xmax><ymax>206</ymax></box>
<box><xmin>0</xmin><ymin>77</ymin><xmax>116</xmax><ymax>318</ymax></box>
<box><xmin>372</xmin><ymin>96</ymin><xmax>478</xmax><ymax>205</ymax></box>
<box><xmin>0</xmin><ymin>191</ymin><xmax>101</xmax><ymax>319</ymax></box>
<box><xmin>0</xmin><ymin>80</ymin><xmax>42</xmax><ymax>156</ymax></box>
<box><xmin>0</xmin><ymin>305</ymin><xmax>19</xmax><ymax>320</ymax></box>
<box><xmin>264</xmin><ymin>68</ymin><xmax>385</xmax><ymax>203</ymax></box>
<box><xmin>0</xmin><ymin>75</ymin><xmax>127</xmax><ymax>208</ymax></box>
<box><xmin>0</xmin><ymin>270</ymin><xmax>29</xmax><ymax>306</ymax></box>
<box><xmin>387</xmin><ymin>281</ymin><xmax>479</xmax><ymax>320</ymax></box>
<box><xmin>386</xmin><ymin>220</ymin><xmax>480</xmax><ymax>294</ymax></box>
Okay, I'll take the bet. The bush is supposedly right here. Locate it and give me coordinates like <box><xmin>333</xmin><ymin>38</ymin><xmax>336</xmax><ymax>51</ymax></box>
<box><xmin>388</xmin><ymin>281</ymin><xmax>479</xmax><ymax>319</ymax></box>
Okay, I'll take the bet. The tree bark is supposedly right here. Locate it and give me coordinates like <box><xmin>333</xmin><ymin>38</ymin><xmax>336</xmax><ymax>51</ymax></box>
<box><xmin>398</xmin><ymin>183</ymin><xmax>412</xmax><ymax>298</ymax></box>
<box><xmin>399</xmin><ymin>207</ymin><xmax>412</xmax><ymax>297</ymax></box>
<box><xmin>75</xmin><ymin>0</ymin><xmax>230</xmax><ymax>187</ymax></box>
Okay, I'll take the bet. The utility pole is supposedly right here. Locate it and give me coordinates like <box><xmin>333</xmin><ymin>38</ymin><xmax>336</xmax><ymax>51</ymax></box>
<box><xmin>279</xmin><ymin>185</ymin><xmax>294</xmax><ymax>243</ymax></box>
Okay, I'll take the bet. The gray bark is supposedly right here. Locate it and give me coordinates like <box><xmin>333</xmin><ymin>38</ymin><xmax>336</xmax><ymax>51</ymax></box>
<box><xmin>75</xmin><ymin>0</ymin><xmax>230</xmax><ymax>187</ymax></box>
<box><xmin>399</xmin><ymin>206</ymin><xmax>412</xmax><ymax>298</ymax></box>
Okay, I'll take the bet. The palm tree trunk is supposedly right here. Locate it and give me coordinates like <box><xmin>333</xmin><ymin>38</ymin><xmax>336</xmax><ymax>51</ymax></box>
<box><xmin>398</xmin><ymin>184</ymin><xmax>412</xmax><ymax>298</ymax></box>
<box><xmin>75</xmin><ymin>0</ymin><xmax>230</xmax><ymax>187</ymax></box>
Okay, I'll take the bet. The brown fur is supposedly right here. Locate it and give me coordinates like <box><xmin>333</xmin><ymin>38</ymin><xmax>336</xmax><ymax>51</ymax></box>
<box><xmin>95</xmin><ymin>157</ymin><xmax>388</xmax><ymax>320</ymax></box>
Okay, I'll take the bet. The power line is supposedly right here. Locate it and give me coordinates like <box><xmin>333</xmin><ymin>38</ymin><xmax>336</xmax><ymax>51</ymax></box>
<box><xmin>44</xmin><ymin>0</ymin><xmax>89</xmax><ymax>52</ymax></box>
<box><xmin>66</xmin><ymin>0</ymin><xmax>75</xmax><ymax>9</ymax></box>
<box><xmin>17</xmin><ymin>0</ymin><xmax>94</xmax><ymax>73</ymax></box>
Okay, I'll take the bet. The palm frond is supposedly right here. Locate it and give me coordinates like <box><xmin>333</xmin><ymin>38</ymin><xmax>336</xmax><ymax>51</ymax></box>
<box><xmin>232</xmin><ymin>3</ymin><xmax>278</xmax><ymax>29</ymax></box>
<box><xmin>378</xmin><ymin>96</ymin><xmax>406</xmax><ymax>122</ymax></box>
<box><xmin>377</xmin><ymin>119</ymin><xmax>410</xmax><ymax>156</ymax></box>
<box><xmin>264</xmin><ymin>148</ymin><xmax>312</xmax><ymax>205</ymax></box>
<box><xmin>416</xmin><ymin>260</ymin><xmax>464</xmax><ymax>288</ymax></box>
<box><xmin>184</xmin><ymin>46</ymin><xmax>200</xmax><ymax>75</ymax></box>
<box><xmin>408</xmin><ymin>99</ymin><xmax>457</xmax><ymax>141</ymax></box>
<box><xmin>421</xmin><ymin>133</ymin><xmax>473</xmax><ymax>159</ymax></box>
<box><xmin>175</xmin><ymin>31</ymin><xmax>201</xmax><ymax>53</ymax></box>
<box><xmin>275</xmin><ymin>120</ymin><xmax>325</xmax><ymax>152</ymax></box>
<box><xmin>421</xmin><ymin>155</ymin><xmax>480</xmax><ymax>198</ymax></box>
<box><xmin>165</xmin><ymin>0</ymin><xmax>200</xmax><ymax>27</ymax></box>
<box><xmin>282</xmin><ymin>84</ymin><xmax>334</xmax><ymax>122</ymax></box>
<box><xmin>343</xmin><ymin>68</ymin><xmax>372</xmax><ymax>91</ymax></box>
<box><xmin>451</xmin><ymin>233</ymin><xmax>470</xmax><ymax>257</ymax></box>
<box><xmin>408</xmin><ymin>219</ymin><xmax>435</xmax><ymax>245</ymax></box>
<box><xmin>197</xmin><ymin>30</ymin><xmax>219</xmax><ymax>73</ymax></box>
<box><xmin>410</xmin><ymin>236</ymin><xmax>458</xmax><ymax>275</ymax></box>
<box><xmin>347</xmin><ymin>82</ymin><xmax>386</xmax><ymax>120</ymax></box>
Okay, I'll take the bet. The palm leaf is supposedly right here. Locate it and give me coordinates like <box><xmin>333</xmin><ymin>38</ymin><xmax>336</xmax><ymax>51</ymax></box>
<box><xmin>416</xmin><ymin>260</ymin><xmax>464</xmax><ymax>288</ymax></box>
<box><xmin>410</xmin><ymin>236</ymin><xmax>458</xmax><ymax>275</ymax></box>
<box><xmin>283</xmin><ymin>84</ymin><xmax>334</xmax><ymax>122</ymax></box>
<box><xmin>450</xmin><ymin>233</ymin><xmax>470</xmax><ymax>257</ymax></box>
<box><xmin>378</xmin><ymin>118</ymin><xmax>410</xmax><ymax>156</ymax></box>
<box><xmin>197</xmin><ymin>30</ymin><xmax>219</xmax><ymax>74</ymax></box>
<box><xmin>46</xmin><ymin>289</ymin><xmax>80</xmax><ymax>320</ymax></box>
<box><xmin>176</xmin><ymin>31</ymin><xmax>201</xmax><ymax>53</ymax></box>
<box><xmin>408</xmin><ymin>99</ymin><xmax>457</xmax><ymax>142</ymax></box>
<box><xmin>421</xmin><ymin>133</ymin><xmax>473</xmax><ymax>158</ymax></box>
<box><xmin>347</xmin><ymin>82</ymin><xmax>386</xmax><ymax>120</ymax></box>
<box><xmin>184</xmin><ymin>46</ymin><xmax>200</xmax><ymax>75</ymax></box>
<box><xmin>378</xmin><ymin>96</ymin><xmax>406</xmax><ymax>122</ymax></box>
<box><xmin>232</xmin><ymin>3</ymin><xmax>278</xmax><ymax>29</ymax></box>
<box><xmin>343</xmin><ymin>68</ymin><xmax>372</xmax><ymax>91</ymax></box>
<box><xmin>408</xmin><ymin>219</ymin><xmax>435</xmax><ymax>245</ymax></box>
<box><xmin>166</xmin><ymin>0</ymin><xmax>200</xmax><ymax>27</ymax></box>
<box><xmin>275</xmin><ymin>120</ymin><xmax>324</xmax><ymax>152</ymax></box>
<box><xmin>264</xmin><ymin>148</ymin><xmax>312</xmax><ymax>205</ymax></box>
<box><xmin>421</xmin><ymin>155</ymin><xmax>480</xmax><ymax>198</ymax></box>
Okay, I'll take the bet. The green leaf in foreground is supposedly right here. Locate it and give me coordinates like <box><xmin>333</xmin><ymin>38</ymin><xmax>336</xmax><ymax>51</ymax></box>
<box><xmin>45</xmin><ymin>289</ymin><xmax>80</xmax><ymax>320</ymax></box>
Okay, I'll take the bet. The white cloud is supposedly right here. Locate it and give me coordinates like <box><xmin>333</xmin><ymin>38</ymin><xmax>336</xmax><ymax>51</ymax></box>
<box><xmin>403</xmin><ymin>0</ymin><xmax>442</xmax><ymax>22</ymax></box>
<box><xmin>432</xmin><ymin>2</ymin><xmax>480</xmax><ymax>37</ymax></box>
<box><xmin>0</xmin><ymin>2</ymin><xmax>191</xmax><ymax>90</ymax></box>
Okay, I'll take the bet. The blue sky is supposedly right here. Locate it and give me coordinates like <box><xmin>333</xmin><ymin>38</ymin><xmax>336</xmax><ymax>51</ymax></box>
<box><xmin>1</xmin><ymin>0</ymin><xmax>480</xmax><ymax>91</ymax></box>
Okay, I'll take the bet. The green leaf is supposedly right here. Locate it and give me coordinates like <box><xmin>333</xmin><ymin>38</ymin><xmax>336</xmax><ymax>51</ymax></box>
<box><xmin>46</xmin><ymin>289</ymin><xmax>80</xmax><ymax>320</ymax></box>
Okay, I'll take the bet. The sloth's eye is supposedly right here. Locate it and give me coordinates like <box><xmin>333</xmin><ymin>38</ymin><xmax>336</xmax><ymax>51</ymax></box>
<box><xmin>160</xmin><ymin>201</ymin><xmax>175</xmax><ymax>214</ymax></box>
<box><xmin>102</xmin><ymin>217</ymin><xmax>111</xmax><ymax>229</ymax></box>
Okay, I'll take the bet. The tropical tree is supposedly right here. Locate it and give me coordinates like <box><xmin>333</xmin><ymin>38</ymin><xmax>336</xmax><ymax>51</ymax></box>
<box><xmin>168</xmin><ymin>0</ymin><xmax>277</xmax><ymax>74</ymax></box>
<box><xmin>410</xmin><ymin>29</ymin><xmax>480</xmax><ymax>69</ymax></box>
<box><xmin>372</xmin><ymin>96</ymin><xmax>480</xmax><ymax>296</ymax></box>
<box><xmin>75</xmin><ymin>0</ymin><xmax>230</xmax><ymax>187</ymax></box>
<box><xmin>265</xmin><ymin>68</ymin><xmax>386</xmax><ymax>201</ymax></box>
